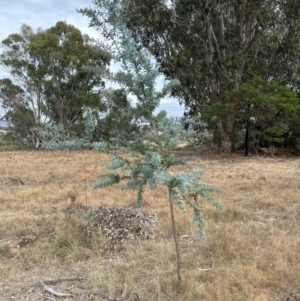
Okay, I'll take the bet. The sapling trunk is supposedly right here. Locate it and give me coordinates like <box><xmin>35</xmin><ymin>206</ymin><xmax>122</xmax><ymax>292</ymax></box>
<box><xmin>169</xmin><ymin>188</ymin><xmax>182</xmax><ymax>293</ymax></box>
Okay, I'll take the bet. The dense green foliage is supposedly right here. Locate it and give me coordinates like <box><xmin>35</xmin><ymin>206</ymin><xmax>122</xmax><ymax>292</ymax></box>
<box><xmin>0</xmin><ymin>24</ymin><xmax>46</xmax><ymax>130</ymax></box>
<box><xmin>204</xmin><ymin>76</ymin><xmax>300</xmax><ymax>152</ymax></box>
<box><xmin>30</xmin><ymin>21</ymin><xmax>110</xmax><ymax>137</ymax></box>
<box><xmin>0</xmin><ymin>78</ymin><xmax>35</xmax><ymax>139</ymax></box>
<box><xmin>95</xmin><ymin>88</ymin><xmax>138</xmax><ymax>141</ymax></box>
<box><xmin>1</xmin><ymin>1</ymin><xmax>300</xmax><ymax>154</ymax></box>
<box><xmin>0</xmin><ymin>22</ymin><xmax>110</xmax><ymax>146</ymax></box>
<box><xmin>120</xmin><ymin>0</ymin><xmax>300</xmax><ymax>149</ymax></box>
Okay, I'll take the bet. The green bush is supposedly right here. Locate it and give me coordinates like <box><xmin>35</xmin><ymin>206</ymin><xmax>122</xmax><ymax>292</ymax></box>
<box><xmin>0</xmin><ymin>144</ymin><xmax>21</xmax><ymax>152</ymax></box>
<box><xmin>183</xmin><ymin>141</ymin><xmax>196</xmax><ymax>149</ymax></box>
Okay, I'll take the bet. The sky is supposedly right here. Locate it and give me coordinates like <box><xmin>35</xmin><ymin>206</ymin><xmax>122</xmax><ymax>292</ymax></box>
<box><xmin>0</xmin><ymin>0</ymin><xmax>185</xmax><ymax>117</ymax></box>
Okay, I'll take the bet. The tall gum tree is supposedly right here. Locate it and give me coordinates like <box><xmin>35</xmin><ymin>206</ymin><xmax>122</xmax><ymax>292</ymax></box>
<box><xmin>0</xmin><ymin>22</ymin><xmax>111</xmax><ymax>142</ymax></box>
<box><xmin>0</xmin><ymin>24</ymin><xmax>47</xmax><ymax>126</ymax></box>
<box><xmin>121</xmin><ymin>0</ymin><xmax>300</xmax><ymax>149</ymax></box>
<box><xmin>30</xmin><ymin>21</ymin><xmax>111</xmax><ymax>138</ymax></box>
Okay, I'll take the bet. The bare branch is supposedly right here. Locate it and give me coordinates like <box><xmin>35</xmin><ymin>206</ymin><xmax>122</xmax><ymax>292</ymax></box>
<box><xmin>38</xmin><ymin>280</ymin><xmax>73</xmax><ymax>298</ymax></box>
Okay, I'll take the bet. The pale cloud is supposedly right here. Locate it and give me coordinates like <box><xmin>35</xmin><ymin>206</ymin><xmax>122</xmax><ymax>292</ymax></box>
<box><xmin>0</xmin><ymin>0</ymin><xmax>94</xmax><ymax>41</ymax></box>
<box><xmin>0</xmin><ymin>0</ymin><xmax>184</xmax><ymax>116</ymax></box>
<box><xmin>26</xmin><ymin>0</ymin><xmax>51</xmax><ymax>4</ymax></box>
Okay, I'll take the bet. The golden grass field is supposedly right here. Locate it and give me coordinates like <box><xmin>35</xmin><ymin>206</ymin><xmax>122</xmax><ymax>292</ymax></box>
<box><xmin>0</xmin><ymin>150</ymin><xmax>300</xmax><ymax>301</ymax></box>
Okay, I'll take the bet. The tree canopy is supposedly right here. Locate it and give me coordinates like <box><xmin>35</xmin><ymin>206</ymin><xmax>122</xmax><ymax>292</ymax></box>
<box><xmin>0</xmin><ymin>21</ymin><xmax>111</xmax><ymax>143</ymax></box>
<box><xmin>204</xmin><ymin>76</ymin><xmax>300</xmax><ymax>153</ymax></box>
<box><xmin>120</xmin><ymin>0</ymin><xmax>300</xmax><ymax>148</ymax></box>
<box><xmin>95</xmin><ymin>88</ymin><xmax>137</xmax><ymax>140</ymax></box>
<box><xmin>1</xmin><ymin>1</ymin><xmax>300</xmax><ymax>153</ymax></box>
<box><xmin>30</xmin><ymin>21</ymin><xmax>111</xmax><ymax>137</ymax></box>
<box><xmin>0</xmin><ymin>24</ymin><xmax>47</xmax><ymax>127</ymax></box>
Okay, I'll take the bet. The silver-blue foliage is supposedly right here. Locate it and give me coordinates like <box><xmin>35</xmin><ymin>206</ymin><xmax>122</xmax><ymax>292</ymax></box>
<box><xmin>41</xmin><ymin>108</ymin><xmax>97</xmax><ymax>150</ymax></box>
<box><xmin>83</xmin><ymin>0</ymin><xmax>222</xmax><ymax>238</ymax></box>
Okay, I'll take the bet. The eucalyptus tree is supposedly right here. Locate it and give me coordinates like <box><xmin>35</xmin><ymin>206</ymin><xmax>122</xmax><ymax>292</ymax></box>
<box><xmin>203</xmin><ymin>76</ymin><xmax>300</xmax><ymax>155</ymax></box>
<box><xmin>95</xmin><ymin>88</ymin><xmax>137</xmax><ymax>140</ymax></box>
<box><xmin>120</xmin><ymin>0</ymin><xmax>300</xmax><ymax>149</ymax></box>
<box><xmin>0</xmin><ymin>24</ymin><xmax>47</xmax><ymax>127</ymax></box>
<box><xmin>29</xmin><ymin>21</ymin><xmax>111</xmax><ymax>138</ymax></box>
<box><xmin>0</xmin><ymin>78</ymin><xmax>26</xmax><ymax>118</ymax></box>
<box><xmin>0</xmin><ymin>78</ymin><xmax>36</xmax><ymax>146</ymax></box>
<box><xmin>79</xmin><ymin>0</ymin><xmax>221</xmax><ymax>292</ymax></box>
<box><xmin>0</xmin><ymin>22</ymin><xmax>111</xmax><ymax>143</ymax></box>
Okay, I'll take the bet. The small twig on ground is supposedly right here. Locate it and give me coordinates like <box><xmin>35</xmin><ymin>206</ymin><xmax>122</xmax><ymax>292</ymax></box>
<box><xmin>198</xmin><ymin>267</ymin><xmax>212</xmax><ymax>272</ymax></box>
<box><xmin>89</xmin><ymin>293</ymin><xmax>128</xmax><ymax>301</ymax></box>
<box><xmin>39</xmin><ymin>280</ymin><xmax>73</xmax><ymax>297</ymax></box>
<box><xmin>42</xmin><ymin>276</ymin><xmax>83</xmax><ymax>285</ymax></box>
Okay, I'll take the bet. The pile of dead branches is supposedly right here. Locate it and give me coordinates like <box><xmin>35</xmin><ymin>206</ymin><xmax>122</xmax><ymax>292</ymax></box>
<box><xmin>84</xmin><ymin>206</ymin><xmax>159</xmax><ymax>249</ymax></box>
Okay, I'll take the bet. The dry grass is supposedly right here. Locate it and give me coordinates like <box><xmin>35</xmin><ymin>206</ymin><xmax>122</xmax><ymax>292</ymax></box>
<box><xmin>0</xmin><ymin>150</ymin><xmax>300</xmax><ymax>300</ymax></box>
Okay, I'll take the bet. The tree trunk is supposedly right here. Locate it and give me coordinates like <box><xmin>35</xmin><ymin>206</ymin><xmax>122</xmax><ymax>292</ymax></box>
<box><xmin>245</xmin><ymin>120</ymin><xmax>249</xmax><ymax>156</ymax></box>
<box><xmin>245</xmin><ymin>104</ymin><xmax>251</xmax><ymax>156</ymax></box>
<box><xmin>217</xmin><ymin>122</ymin><xmax>232</xmax><ymax>152</ymax></box>
<box><xmin>169</xmin><ymin>189</ymin><xmax>182</xmax><ymax>293</ymax></box>
<box><xmin>65</xmin><ymin>125</ymin><xmax>71</xmax><ymax>139</ymax></box>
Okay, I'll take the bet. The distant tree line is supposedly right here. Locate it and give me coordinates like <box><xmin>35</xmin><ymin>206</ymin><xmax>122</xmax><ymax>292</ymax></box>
<box><xmin>1</xmin><ymin>0</ymin><xmax>300</xmax><ymax>155</ymax></box>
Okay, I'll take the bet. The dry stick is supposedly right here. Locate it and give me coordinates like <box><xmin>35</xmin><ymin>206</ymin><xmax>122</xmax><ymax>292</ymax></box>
<box><xmin>42</xmin><ymin>276</ymin><xmax>83</xmax><ymax>285</ymax></box>
<box><xmin>39</xmin><ymin>280</ymin><xmax>73</xmax><ymax>298</ymax></box>
<box><xmin>169</xmin><ymin>200</ymin><xmax>182</xmax><ymax>293</ymax></box>
<box><xmin>198</xmin><ymin>267</ymin><xmax>212</xmax><ymax>272</ymax></box>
